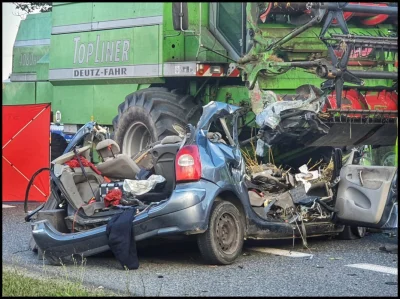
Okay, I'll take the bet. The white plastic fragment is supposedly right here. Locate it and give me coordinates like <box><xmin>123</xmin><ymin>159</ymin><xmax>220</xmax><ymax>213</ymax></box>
<box><xmin>123</xmin><ymin>175</ymin><xmax>166</xmax><ymax>196</ymax></box>
<box><xmin>295</xmin><ymin>164</ymin><xmax>320</xmax><ymax>193</ymax></box>
<box><xmin>256</xmin><ymin>139</ymin><xmax>266</xmax><ymax>156</ymax></box>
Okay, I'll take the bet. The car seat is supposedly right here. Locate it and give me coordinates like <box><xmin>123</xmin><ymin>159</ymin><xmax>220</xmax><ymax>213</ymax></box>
<box><xmin>96</xmin><ymin>139</ymin><xmax>141</xmax><ymax>180</ymax></box>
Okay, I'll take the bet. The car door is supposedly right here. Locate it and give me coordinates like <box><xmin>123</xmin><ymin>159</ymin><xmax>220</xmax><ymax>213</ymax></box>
<box><xmin>335</xmin><ymin>149</ymin><xmax>398</xmax><ymax>229</ymax></box>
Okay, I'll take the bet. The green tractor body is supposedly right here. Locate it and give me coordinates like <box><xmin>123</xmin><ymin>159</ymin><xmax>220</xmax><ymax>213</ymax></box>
<box><xmin>3</xmin><ymin>2</ymin><xmax>398</xmax><ymax>161</ymax></box>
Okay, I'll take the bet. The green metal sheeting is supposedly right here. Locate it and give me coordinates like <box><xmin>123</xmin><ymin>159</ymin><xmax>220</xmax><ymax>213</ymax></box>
<box><xmin>2</xmin><ymin>82</ymin><xmax>36</xmax><ymax>105</ymax></box>
<box><xmin>51</xmin><ymin>84</ymin><xmax>146</xmax><ymax>125</ymax></box>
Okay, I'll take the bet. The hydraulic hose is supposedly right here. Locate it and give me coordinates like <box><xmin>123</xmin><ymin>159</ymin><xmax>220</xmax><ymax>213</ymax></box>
<box><xmin>24</xmin><ymin>167</ymin><xmax>51</xmax><ymax>214</ymax></box>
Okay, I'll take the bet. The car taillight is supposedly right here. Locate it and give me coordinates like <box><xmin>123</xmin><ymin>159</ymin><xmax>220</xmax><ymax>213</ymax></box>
<box><xmin>175</xmin><ymin>145</ymin><xmax>201</xmax><ymax>183</ymax></box>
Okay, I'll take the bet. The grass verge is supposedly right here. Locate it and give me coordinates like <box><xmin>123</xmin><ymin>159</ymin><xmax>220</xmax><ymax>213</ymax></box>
<box><xmin>2</xmin><ymin>267</ymin><xmax>108</xmax><ymax>297</ymax></box>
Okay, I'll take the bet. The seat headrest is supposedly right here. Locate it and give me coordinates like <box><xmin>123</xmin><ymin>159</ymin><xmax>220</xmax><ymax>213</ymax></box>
<box><xmin>96</xmin><ymin>139</ymin><xmax>120</xmax><ymax>159</ymax></box>
<box><xmin>52</xmin><ymin>145</ymin><xmax>91</xmax><ymax>165</ymax></box>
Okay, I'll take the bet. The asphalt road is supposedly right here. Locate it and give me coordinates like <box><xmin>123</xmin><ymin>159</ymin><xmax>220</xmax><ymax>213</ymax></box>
<box><xmin>2</xmin><ymin>203</ymin><xmax>398</xmax><ymax>297</ymax></box>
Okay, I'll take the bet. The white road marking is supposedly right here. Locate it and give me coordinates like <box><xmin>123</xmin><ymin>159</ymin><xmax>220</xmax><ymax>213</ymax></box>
<box><xmin>248</xmin><ymin>247</ymin><xmax>313</xmax><ymax>258</ymax></box>
<box><xmin>2</xmin><ymin>204</ymin><xmax>16</xmax><ymax>208</ymax></box>
<box><xmin>345</xmin><ymin>263</ymin><xmax>397</xmax><ymax>275</ymax></box>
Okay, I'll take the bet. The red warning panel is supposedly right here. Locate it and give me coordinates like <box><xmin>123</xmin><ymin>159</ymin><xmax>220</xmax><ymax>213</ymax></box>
<box><xmin>2</xmin><ymin>104</ymin><xmax>51</xmax><ymax>202</ymax></box>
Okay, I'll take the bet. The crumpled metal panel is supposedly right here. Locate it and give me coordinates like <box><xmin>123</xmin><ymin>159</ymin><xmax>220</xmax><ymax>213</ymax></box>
<box><xmin>249</xmin><ymin>85</ymin><xmax>331</xmax><ymax>147</ymax></box>
<box><xmin>196</xmin><ymin>101</ymin><xmax>242</xmax><ymax>130</ymax></box>
<box><xmin>255</xmin><ymin>85</ymin><xmax>326</xmax><ymax>129</ymax></box>
<box><xmin>193</xmin><ymin>101</ymin><xmax>247</xmax><ymax>197</ymax></box>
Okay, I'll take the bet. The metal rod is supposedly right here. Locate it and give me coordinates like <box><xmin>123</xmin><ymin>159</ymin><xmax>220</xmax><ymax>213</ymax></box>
<box><xmin>267</xmin><ymin>15</ymin><xmax>321</xmax><ymax>51</ymax></box>
<box><xmin>220</xmin><ymin>117</ymin><xmax>235</xmax><ymax>146</ymax></box>
<box><xmin>351</xmin><ymin>71</ymin><xmax>398</xmax><ymax>80</ymax></box>
<box><xmin>330</xmin><ymin>34</ymin><xmax>398</xmax><ymax>41</ymax></box>
<box><xmin>327</xmin><ymin>109</ymin><xmax>398</xmax><ymax>114</ymax></box>
<box><xmin>319</xmin><ymin>3</ymin><xmax>398</xmax><ymax>16</ymax></box>
<box><xmin>322</xmin><ymin>36</ymin><xmax>398</xmax><ymax>49</ymax></box>
<box><xmin>342</xmin><ymin>85</ymin><xmax>398</xmax><ymax>91</ymax></box>
<box><xmin>289</xmin><ymin>61</ymin><xmax>322</xmax><ymax>67</ymax></box>
<box><xmin>200</xmin><ymin>44</ymin><xmax>237</xmax><ymax>62</ymax></box>
<box><xmin>325</xmin><ymin>39</ymin><xmax>397</xmax><ymax>48</ymax></box>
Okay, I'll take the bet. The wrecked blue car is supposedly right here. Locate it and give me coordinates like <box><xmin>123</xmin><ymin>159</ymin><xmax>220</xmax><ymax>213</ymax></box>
<box><xmin>28</xmin><ymin>102</ymin><xmax>398</xmax><ymax>266</ymax></box>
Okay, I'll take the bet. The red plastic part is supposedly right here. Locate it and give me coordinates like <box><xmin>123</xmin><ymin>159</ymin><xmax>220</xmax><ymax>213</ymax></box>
<box><xmin>260</xmin><ymin>3</ymin><xmax>272</xmax><ymax>23</ymax></box>
<box><xmin>349</xmin><ymin>2</ymin><xmax>389</xmax><ymax>25</ymax></box>
<box><xmin>323</xmin><ymin>90</ymin><xmax>398</xmax><ymax>119</ymax></box>
<box><xmin>324</xmin><ymin>89</ymin><xmax>367</xmax><ymax>117</ymax></box>
<box><xmin>364</xmin><ymin>91</ymin><xmax>398</xmax><ymax>117</ymax></box>
<box><xmin>334</xmin><ymin>47</ymin><xmax>374</xmax><ymax>61</ymax></box>
<box><xmin>175</xmin><ymin>145</ymin><xmax>202</xmax><ymax>183</ymax></box>
<box><xmin>360</xmin><ymin>14</ymin><xmax>389</xmax><ymax>26</ymax></box>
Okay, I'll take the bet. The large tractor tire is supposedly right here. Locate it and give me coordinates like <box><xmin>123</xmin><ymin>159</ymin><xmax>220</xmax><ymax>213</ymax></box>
<box><xmin>50</xmin><ymin>133</ymin><xmax>68</xmax><ymax>162</ymax></box>
<box><xmin>112</xmin><ymin>88</ymin><xmax>202</xmax><ymax>157</ymax></box>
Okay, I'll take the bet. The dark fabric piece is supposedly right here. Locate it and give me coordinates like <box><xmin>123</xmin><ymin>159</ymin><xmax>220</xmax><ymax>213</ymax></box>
<box><xmin>106</xmin><ymin>208</ymin><xmax>139</xmax><ymax>270</ymax></box>
<box><xmin>135</xmin><ymin>168</ymin><xmax>152</xmax><ymax>180</ymax></box>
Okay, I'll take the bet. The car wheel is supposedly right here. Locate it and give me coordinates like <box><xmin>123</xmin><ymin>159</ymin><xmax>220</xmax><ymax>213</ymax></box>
<box><xmin>351</xmin><ymin>226</ymin><xmax>366</xmax><ymax>238</ymax></box>
<box><xmin>338</xmin><ymin>225</ymin><xmax>366</xmax><ymax>240</ymax></box>
<box><xmin>197</xmin><ymin>200</ymin><xmax>244</xmax><ymax>265</ymax></box>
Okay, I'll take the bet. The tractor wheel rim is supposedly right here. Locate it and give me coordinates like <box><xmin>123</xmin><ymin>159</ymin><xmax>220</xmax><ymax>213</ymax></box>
<box><xmin>215</xmin><ymin>212</ymin><xmax>239</xmax><ymax>254</ymax></box>
<box><xmin>122</xmin><ymin>121</ymin><xmax>152</xmax><ymax>157</ymax></box>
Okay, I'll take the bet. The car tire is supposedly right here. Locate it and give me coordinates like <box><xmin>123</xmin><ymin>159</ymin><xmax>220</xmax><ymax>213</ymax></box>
<box><xmin>50</xmin><ymin>133</ymin><xmax>68</xmax><ymax>162</ymax></box>
<box><xmin>338</xmin><ymin>225</ymin><xmax>366</xmax><ymax>240</ymax></box>
<box><xmin>197</xmin><ymin>200</ymin><xmax>244</xmax><ymax>265</ymax></box>
<box><xmin>351</xmin><ymin>226</ymin><xmax>366</xmax><ymax>238</ymax></box>
<box><xmin>112</xmin><ymin>87</ymin><xmax>201</xmax><ymax>158</ymax></box>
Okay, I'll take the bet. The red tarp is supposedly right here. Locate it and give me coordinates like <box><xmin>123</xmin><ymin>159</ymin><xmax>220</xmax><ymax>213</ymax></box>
<box><xmin>2</xmin><ymin>104</ymin><xmax>51</xmax><ymax>202</ymax></box>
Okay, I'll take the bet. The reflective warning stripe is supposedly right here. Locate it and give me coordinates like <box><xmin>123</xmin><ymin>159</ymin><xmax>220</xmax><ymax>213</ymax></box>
<box><xmin>227</xmin><ymin>68</ymin><xmax>240</xmax><ymax>77</ymax></box>
<box><xmin>227</xmin><ymin>63</ymin><xmax>241</xmax><ymax>77</ymax></box>
<box><xmin>196</xmin><ymin>64</ymin><xmax>224</xmax><ymax>77</ymax></box>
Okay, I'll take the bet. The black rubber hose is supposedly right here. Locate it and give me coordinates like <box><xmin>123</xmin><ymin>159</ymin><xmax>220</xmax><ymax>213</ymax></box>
<box><xmin>24</xmin><ymin>167</ymin><xmax>51</xmax><ymax>213</ymax></box>
<box><xmin>24</xmin><ymin>203</ymin><xmax>45</xmax><ymax>222</ymax></box>
<box><xmin>315</xmin><ymin>198</ymin><xmax>338</xmax><ymax>213</ymax></box>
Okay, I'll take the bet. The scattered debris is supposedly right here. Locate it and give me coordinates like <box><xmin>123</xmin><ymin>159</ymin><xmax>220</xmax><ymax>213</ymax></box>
<box><xmin>385</xmin><ymin>232</ymin><xmax>397</xmax><ymax>238</ymax></box>
<box><xmin>253</xmin><ymin>85</ymin><xmax>329</xmax><ymax>147</ymax></box>
<box><xmin>238</xmin><ymin>265</ymin><xmax>244</xmax><ymax>269</ymax></box>
<box><xmin>157</xmin><ymin>275</ymin><xmax>164</xmax><ymax>279</ymax></box>
<box><xmin>329</xmin><ymin>257</ymin><xmax>343</xmax><ymax>260</ymax></box>
<box><xmin>295</xmin><ymin>164</ymin><xmax>319</xmax><ymax>193</ymax></box>
<box><xmin>379</xmin><ymin>245</ymin><xmax>398</xmax><ymax>254</ymax></box>
<box><xmin>385</xmin><ymin>282</ymin><xmax>397</xmax><ymax>285</ymax></box>
<box><xmin>123</xmin><ymin>175</ymin><xmax>166</xmax><ymax>196</ymax></box>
